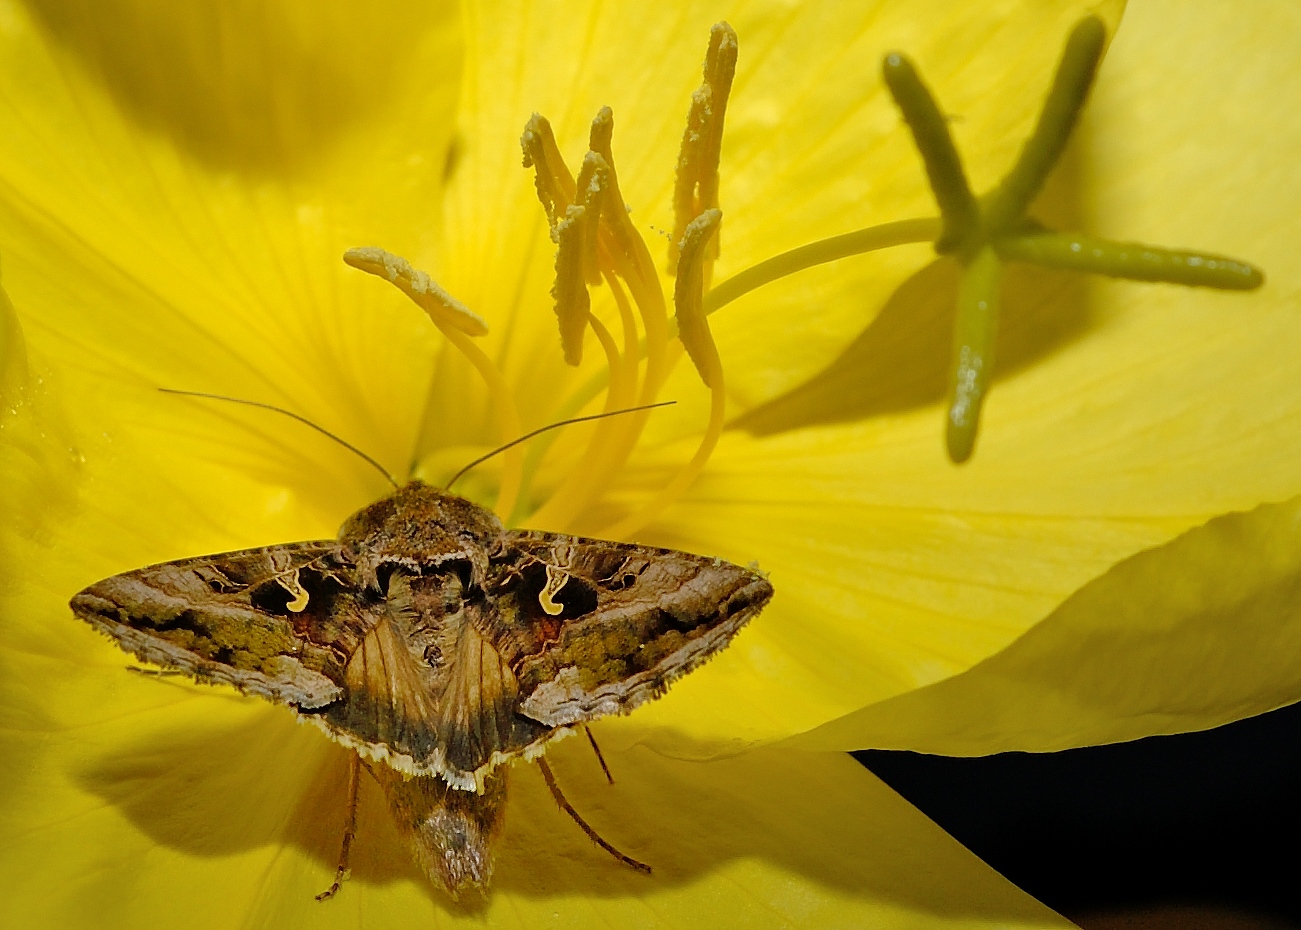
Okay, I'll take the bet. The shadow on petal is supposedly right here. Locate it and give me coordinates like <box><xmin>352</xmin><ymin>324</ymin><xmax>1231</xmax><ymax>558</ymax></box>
<box><xmin>76</xmin><ymin>704</ymin><xmax>1062</xmax><ymax>925</ymax></box>
<box><xmin>734</xmin><ymin>131</ymin><xmax>1100</xmax><ymax>438</ymax></box>
<box><xmin>22</xmin><ymin>0</ymin><xmax>459</xmax><ymax>176</ymax></box>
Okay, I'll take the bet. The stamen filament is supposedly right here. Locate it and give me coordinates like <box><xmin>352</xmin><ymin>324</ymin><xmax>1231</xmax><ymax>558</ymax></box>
<box><xmin>586</xmin><ymin>311</ymin><xmax>622</xmax><ymax>394</ymax></box>
<box><xmin>982</xmin><ymin>17</ymin><xmax>1106</xmax><ymax>233</ymax></box>
<box><xmin>344</xmin><ymin>248</ymin><xmax>523</xmax><ymax>516</ymax></box>
<box><xmin>605</xmin><ymin>210</ymin><xmax>725</xmax><ymax>539</ymax></box>
<box><xmin>587</xmin><ymin>107</ymin><xmax>671</xmax><ymax>376</ymax></box>
<box><xmin>996</xmin><ymin>233</ymin><xmax>1264</xmax><ymax>289</ymax></box>
<box><xmin>881</xmin><ymin>53</ymin><xmax>978</xmax><ymax>253</ymax></box>
<box><xmin>947</xmin><ymin>245</ymin><xmax>1002</xmax><ymax>464</ymax></box>
<box><xmin>509</xmin><ymin>272</ymin><xmax>642</xmax><ymax>525</ymax></box>
<box><xmin>674</xmin><ymin>210</ymin><xmax>725</xmax><ymax>388</ymax></box>
<box><xmin>603</xmin><ymin>354</ymin><xmax>724</xmax><ymax>540</ymax></box>
<box><xmin>606</xmin><ymin>271</ymin><xmax>640</xmax><ymax>380</ymax></box>
<box><xmin>546</xmin><ymin>217</ymin><xmax>942</xmax><ymax>437</ymax></box>
<box><xmin>435</xmin><ymin>323</ymin><xmax>525</xmax><ymax>518</ymax></box>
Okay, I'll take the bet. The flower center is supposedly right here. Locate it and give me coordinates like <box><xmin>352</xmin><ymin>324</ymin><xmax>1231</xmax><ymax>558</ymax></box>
<box><xmin>344</xmin><ymin>15</ymin><xmax>1266</xmax><ymax>535</ymax></box>
<box><xmin>348</xmin><ymin>23</ymin><xmax>747</xmax><ymax>538</ymax></box>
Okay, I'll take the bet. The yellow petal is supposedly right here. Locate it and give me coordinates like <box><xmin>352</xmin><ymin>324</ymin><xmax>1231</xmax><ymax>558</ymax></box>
<box><xmin>601</xmin><ymin>0</ymin><xmax>1301</xmax><ymax>748</ymax></box>
<box><xmin>0</xmin><ymin>646</ymin><xmax>1073</xmax><ymax>928</ymax></box>
<box><xmin>0</xmin><ymin>0</ymin><xmax>464</xmax><ymax>510</ymax></box>
<box><xmin>793</xmin><ymin>494</ymin><xmax>1301</xmax><ymax>753</ymax></box>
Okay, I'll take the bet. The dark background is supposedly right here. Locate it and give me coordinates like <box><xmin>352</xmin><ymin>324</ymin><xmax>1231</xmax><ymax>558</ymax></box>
<box><xmin>856</xmin><ymin>700</ymin><xmax>1301</xmax><ymax>930</ymax></box>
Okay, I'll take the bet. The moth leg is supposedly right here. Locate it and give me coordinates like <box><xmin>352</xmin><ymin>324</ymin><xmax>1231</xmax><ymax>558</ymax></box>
<box><xmin>125</xmin><ymin>665</ymin><xmax>184</xmax><ymax>677</ymax></box>
<box><xmin>537</xmin><ymin>757</ymin><xmax>651</xmax><ymax>875</ymax></box>
<box><xmin>316</xmin><ymin>753</ymin><xmax>362</xmax><ymax>902</ymax></box>
<box><xmin>583</xmin><ymin>725</ymin><xmax>615</xmax><ymax>785</ymax></box>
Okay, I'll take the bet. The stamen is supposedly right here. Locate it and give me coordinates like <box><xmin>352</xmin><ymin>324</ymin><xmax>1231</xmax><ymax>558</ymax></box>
<box><xmin>982</xmin><ymin>17</ymin><xmax>1106</xmax><ymax>233</ymax></box>
<box><xmin>670</xmin><ymin>21</ymin><xmax>737</xmax><ymax>277</ymax></box>
<box><xmin>521</xmin><ymin>114</ymin><xmax>577</xmax><ymax>232</ymax></box>
<box><xmin>881</xmin><ymin>53</ymin><xmax>978</xmax><ymax>255</ymax></box>
<box><xmin>606</xmin><ymin>210</ymin><xmax>725</xmax><ymax>539</ymax></box>
<box><xmin>575</xmin><ymin>152</ymin><xmax>611</xmax><ymax>285</ymax></box>
<box><xmin>543</xmin><ymin>217</ymin><xmax>942</xmax><ymax>429</ymax></box>
<box><xmin>673</xmin><ymin>210</ymin><xmax>725</xmax><ymax>388</ymax></box>
<box><xmin>343</xmin><ymin>248</ymin><xmax>489</xmax><ymax>336</ymax></box>
<box><xmin>946</xmin><ymin>246</ymin><xmax>1002</xmax><ymax>464</ymax></box>
<box><xmin>525</xmin><ymin>108</ymin><xmax>674</xmax><ymax>532</ymax></box>
<box><xmin>587</xmin><ymin>107</ymin><xmax>669</xmax><ymax>340</ymax></box>
<box><xmin>345</xmin><ymin>248</ymin><xmax>523</xmax><ymax>516</ymax></box>
<box><xmin>552</xmin><ymin>205</ymin><xmax>592</xmax><ymax>365</ymax></box>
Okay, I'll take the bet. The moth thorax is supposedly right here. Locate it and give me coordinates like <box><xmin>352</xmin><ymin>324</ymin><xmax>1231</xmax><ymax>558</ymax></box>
<box><xmin>365</xmin><ymin>760</ymin><xmax>507</xmax><ymax>898</ymax></box>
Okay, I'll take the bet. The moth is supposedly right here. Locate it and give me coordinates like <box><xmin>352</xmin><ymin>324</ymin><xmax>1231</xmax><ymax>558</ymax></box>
<box><xmin>70</xmin><ymin>477</ymin><xmax>772</xmax><ymax>897</ymax></box>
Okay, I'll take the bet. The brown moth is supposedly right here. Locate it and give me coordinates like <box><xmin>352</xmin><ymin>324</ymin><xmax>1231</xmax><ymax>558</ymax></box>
<box><xmin>70</xmin><ymin>479</ymin><xmax>772</xmax><ymax>896</ymax></box>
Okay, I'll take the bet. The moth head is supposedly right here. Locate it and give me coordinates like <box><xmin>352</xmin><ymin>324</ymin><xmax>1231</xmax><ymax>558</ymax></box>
<box><xmin>339</xmin><ymin>481</ymin><xmax>503</xmax><ymax>592</ymax></box>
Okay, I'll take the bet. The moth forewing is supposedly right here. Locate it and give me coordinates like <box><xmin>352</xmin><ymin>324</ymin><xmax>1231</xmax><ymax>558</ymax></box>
<box><xmin>69</xmin><ymin>480</ymin><xmax>773</xmax><ymax>897</ymax></box>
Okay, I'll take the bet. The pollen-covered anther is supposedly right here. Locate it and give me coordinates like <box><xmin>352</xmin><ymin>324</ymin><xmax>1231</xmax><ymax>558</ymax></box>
<box><xmin>522</xmin><ymin>113</ymin><xmax>576</xmax><ymax>235</ymax></box>
<box><xmin>551</xmin><ymin>204</ymin><xmax>592</xmax><ymax>366</ymax></box>
<box><xmin>574</xmin><ymin>151</ymin><xmax>610</xmax><ymax>285</ymax></box>
<box><xmin>670</xmin><ymin>21</ymin><xmax>737</xmax><ymax>272</ymax></box>
<box><xmin>674</xmin><ymin>208</ymin><xmax>724</xmax><ymax>388</ymax></box>
<box><xmin>343</xmin><ymin>247</ymin><xmax>489</xmax><ymax>336</ymax></box>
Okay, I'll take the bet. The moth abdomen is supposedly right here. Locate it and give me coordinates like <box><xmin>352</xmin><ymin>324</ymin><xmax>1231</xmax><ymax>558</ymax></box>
<box><xmin>365</xmin><ymin>760</ymin><xmax>507</xmax><ymax>898</ymax></box>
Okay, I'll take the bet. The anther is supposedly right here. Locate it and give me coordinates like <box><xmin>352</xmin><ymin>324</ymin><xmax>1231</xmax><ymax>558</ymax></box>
<box><xmin>670</xmin><ymin>21</ymin><xmax>737</xmax><ymax>273</ymax></box>
<box><xmin>574</xmin><ymin>151</ymin><xmax>610</xmax><ymax>285</ymax></box>
<box><xmin>585</xmin><ymin>107</ymin><xmax>656</xmax><ymax>292</ymax></box>
<box><xmin>674</xmin><ymin>209</ymin><xmax>724</xmax><ymax>388</ymax></box>
<box><xmin>552</xmin><ymin>204</ymin><xmax>592</xmax><ymax>365</ymax></box>
<box><xmin>343</xmin><ymin>248</ymin><xmax>489</xmax><ymax>336</ymax></box>
<box><xmin>522</xmin><ymin>114</ymin><xmax>577</xmax><ymax>233</ymax></box>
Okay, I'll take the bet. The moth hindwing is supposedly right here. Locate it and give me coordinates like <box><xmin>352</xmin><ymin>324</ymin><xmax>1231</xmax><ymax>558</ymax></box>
<box><xmin>70</xmin><ymin>480</ymin><xmax>773</xmax><ymax>896</ymax></box>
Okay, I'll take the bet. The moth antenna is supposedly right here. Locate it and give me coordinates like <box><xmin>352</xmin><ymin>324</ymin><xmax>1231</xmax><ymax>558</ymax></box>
<box><xmin>159</xmin><ymin>388</ymin><xmax>400</xmax><ymax>490</ymax></box>
<box><xmin>445</xmin><ymin>401</ymin><xmax>676</xmax><ymax>491</ymax></box>
<box><xmin>537</xmin><ymin>757</ymin><xmax>651</xmax><ymax>875</ymax></box>
<box><xmin>317</xmin><ymin>753</ymin><xmax>362</xmax><ymax>902</ymax></box>
<box><xmin>584</xmin><ymin>725</ymin><xmax>615</xmax><ymax>785</ymax></box>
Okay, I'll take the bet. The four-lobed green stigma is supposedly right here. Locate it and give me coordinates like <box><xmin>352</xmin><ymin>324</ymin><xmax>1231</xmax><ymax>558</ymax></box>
<box><xmin>883</xmin><ymin>15</ymin><xmax>1265</xmax><ymax>464</ymax></box>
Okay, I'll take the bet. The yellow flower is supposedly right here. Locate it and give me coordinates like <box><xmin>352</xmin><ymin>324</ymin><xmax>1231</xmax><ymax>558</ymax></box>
<box><xmin>2</xmin><ymin>0</ymin><xmax>1298</xmax><ymax>926</ymax></box>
